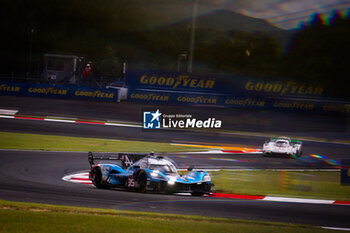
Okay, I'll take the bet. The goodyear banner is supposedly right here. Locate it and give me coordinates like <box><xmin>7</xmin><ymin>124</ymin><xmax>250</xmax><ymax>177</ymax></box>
<box><xmin>126</xmin><ymin>69</ymin><xmax>349</xmax><ymax>112</ymax></box>
<box><xmin>0</xmin><ymin>82</ymin><xmax>118</xmax><ymax>102</ymax></box>
<box><xmin>223</xmin><ymin>96</ymin><xmax>349</xmax><ymax>112</ymax></box>
<box><xmin>128</xmin><ymin>89</ymin><xmax>221</xmax><ymax>106</ymax></box>
<box><xmin>126</xmin><ymin>69</ymin><xmax>325</xmax><ymax>98</ymax></box>
<box><xmin>128</xmin><ymin>89</ymin><xmax>349</xmax><ymax>113</ymax></box>
<box><xmin>126</xmin><ymin>70</ymin><xmax>217</xmax><ymax>93</ymax></box>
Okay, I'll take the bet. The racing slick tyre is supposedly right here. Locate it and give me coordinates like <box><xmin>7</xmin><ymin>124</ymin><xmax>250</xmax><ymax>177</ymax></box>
<box><xmin>292</xmin><ymin>150</ymin><xmax>302</xmax><ymax>159</ymax></box>
<box><xmin>297</xmin><ymin>150</ymin><xmax>302</xmax><ymax>157</ymax></box>
<box><xmin>191</xmin><ymin>183</ymin><xmax>211</xmax><ymax>196</ymax></box>
<box><xmin>91</xmin><ymin>167</ymin><xmax>107</xmax><ymax>189</ymax></box>
<box><xmin>137</xmin><ymin>171</ymin><xmax>147</xmax><ymax>193</ymax></box>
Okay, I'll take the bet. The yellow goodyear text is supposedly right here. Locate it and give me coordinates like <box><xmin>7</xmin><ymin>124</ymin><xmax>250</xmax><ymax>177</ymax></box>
<box><xmin>245</xmin><ymin>81</ymin><xmax>324</xmax><ymax>96</ymax></box>
<box><xmin>322</xmin><ymin>104</ymin><xmax>349</xmax><ymax>113</ymax></box>
<box><xmin>130</xmin><ymin>93</ymin><xmax>169</xmax><ymax>102</ymax></box>
<box><xmin>273</xmin><ymin>101</ymin><xmax>314</xmax><ymax>110</ymax></box>
<box><xmin>0</xmin><ymin>84</ymin><xmax>21</xmax><ymax>92</ymax></box>
<box><xmin>28</xmin><ymin>87</ymin><xmax>67</xmax><ymax>95</ymax></box>
<box><xmin>177</xmin><ymin>96</ymin><xmax>217</xmax><ymax>104</ymax></box>
<box><xmin>225</xmin><ymin>98</ymin><xmax>265</xmax><ymax>107</ymax></box>
<box><xmin>75</xmin><ymin>91</ymin><xmax>114</xmax><ymax>99</ymax></box>
<box><xmin>140</xmin><ymin>74</ymin><xmax>215</xmax><ymax>89</ymax></box>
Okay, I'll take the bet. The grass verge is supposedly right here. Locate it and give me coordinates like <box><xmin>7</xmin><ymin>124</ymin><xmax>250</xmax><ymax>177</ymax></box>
<box><xmin>212</xmin><ymin>170</ymin><xmax>350</xmax><ymax>201</ymax></box>
<box><xmin>0</xmin><ymin>200</ymin><xmax>338</xmax><ymax>233</ymax></box>
<box><xmin>0</xmin><ymin>131</ymin><xmax>202</xmax><ymax>152</ymax></box>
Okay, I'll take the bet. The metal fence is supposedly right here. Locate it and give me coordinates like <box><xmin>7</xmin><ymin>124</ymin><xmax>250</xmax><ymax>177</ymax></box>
<box><xmin>0</xmin><ymin>71</ymin><xmax>124</xmax><ymax>88</ymax></box>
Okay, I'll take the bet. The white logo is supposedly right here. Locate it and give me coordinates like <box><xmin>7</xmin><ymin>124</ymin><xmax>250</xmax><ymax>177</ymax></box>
<box><xmin>143</xmin><ymin>109</ymin><xmax>162</xmax><ymax>129</ymax></box>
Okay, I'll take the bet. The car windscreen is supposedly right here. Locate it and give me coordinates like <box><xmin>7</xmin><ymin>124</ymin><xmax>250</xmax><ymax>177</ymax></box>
<box><xmin>149</xmin><ymin>164</ymin><xmax>177</xmax><ymax>174</ymax></box>
<box><xmin>275</xmin><ymin>141</ymin><xmax>288</xmax><ymax>147</ymax></box>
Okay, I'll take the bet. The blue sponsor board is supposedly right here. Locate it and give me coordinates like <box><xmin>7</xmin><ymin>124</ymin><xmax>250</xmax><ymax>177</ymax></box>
<box><xmin>128</xmin><ymin>88</ymin><xmax>349</xmax><ymax>113</ymax></box>
<box><xmin>126</xmin><ymin>69</ymin><xmax>326</xmax><ymax>99</ymax></box>
<box><xmin>0</xmin><ymin>82</ymin><xmax>118</xmax><ymax>102</ymax></box>
<box><xmin>126</xmin><ymin>69</ymin><xmax>349</xmax><ymax>113</ymax></box>
<box><xmin>128</xmin><ymin>89</ymin><xmax>220</xmax><ymax>106</ymax></box>
<box><xmin>126</xmin><ymin>70</ymin><xmax>218</xmax><ymax>93</ymax></box>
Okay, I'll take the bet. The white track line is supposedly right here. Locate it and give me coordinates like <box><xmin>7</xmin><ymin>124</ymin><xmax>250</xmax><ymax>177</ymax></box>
<box><xmin>44</xmin><ymin>118</ymin><xmax>76</xmax><ymax>123</ymax></box>
<box><xmin>0</xmin><ymin>113</ymin><xmax>142</xmax><ymax>128</ymax></box>
<box><xmin>0</xmin><ymin>115</ymin><xmax>14</xmax><ymax>119</ymax></box>
<box><xmin>105</xmin><ymin>122</ymin><xmax>141</xmax><ymax>128</ymax></box>
<box><xmin>263</xmin><ymin>196</ymin><xmax>335</xmax><ymax>204</ymax></box>
<box><xmin>62</xmin><ymin>172</ymin><xmax>93</xmax><ymax>185</ymax></box>
<box><xmin>322</xmin><ymin>227</ymin><xmax>350</xmax><ymax>231</ymax></box>
<box><xmin>0</xmin><ymin>109</ymin><xmax>18</xmax><ymax>115</ymax></box>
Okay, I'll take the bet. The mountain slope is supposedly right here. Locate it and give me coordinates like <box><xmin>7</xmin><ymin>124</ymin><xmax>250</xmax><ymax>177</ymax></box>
<box><xmin>163</xmin><ymin>9</ymin><xmax>285</xmax><ymax>33</ymax></box>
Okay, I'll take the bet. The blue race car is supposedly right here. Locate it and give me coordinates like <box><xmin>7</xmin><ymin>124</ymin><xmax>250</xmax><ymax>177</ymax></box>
<box><xmin>88</xmin><ymin>152</ymin><xmax>213</xmax><ymax>196</ymax></box>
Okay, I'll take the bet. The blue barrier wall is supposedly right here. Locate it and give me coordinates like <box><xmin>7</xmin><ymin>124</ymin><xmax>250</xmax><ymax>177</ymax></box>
<box><xmin>128</xmin><ymin>89</ymin><xmax>348</xmax><ymax>112</ymax></box>
<box><xmin>126</xmin><ymin>69</ymin><xmax>325</xmax><ymax>99</ymax></box>
<box><xmin>0</xmin><ymin>82</ymin><xmax>118</xmax><ymax>102</ymax></box>
<box><xmin>126</xmin><ymin>69</ymin><xmax>348</xmax><ymax>112</ymax></box>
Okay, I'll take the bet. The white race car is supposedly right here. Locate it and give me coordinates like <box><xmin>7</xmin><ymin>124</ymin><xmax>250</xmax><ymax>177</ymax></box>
<box><xmin>262</xmin><ymin>137</ymin><xmax>302</xmax><ymax>158</ymax></box>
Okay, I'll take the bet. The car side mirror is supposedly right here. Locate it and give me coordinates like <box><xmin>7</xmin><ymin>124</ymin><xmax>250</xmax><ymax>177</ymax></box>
<box><xmin>188</xmin><ymin>165</ymin><xmax>194</xmax><ymax>171</ymax></box>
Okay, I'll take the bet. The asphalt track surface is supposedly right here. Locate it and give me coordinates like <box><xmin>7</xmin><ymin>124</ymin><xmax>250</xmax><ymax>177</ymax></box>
<box><xmin>0</xmin><ymin>150</ymin><xmax>350</xmax><ymax>228</ymax></box>
<box><xmin>0</xmin><ymin>117</ymin><xmax>349</xmax><ymax>169</ymax></box>
<box><xmin>0</xmin><ymin>96</ymin><xmax>350</xmax><ymax>227</ymax></box>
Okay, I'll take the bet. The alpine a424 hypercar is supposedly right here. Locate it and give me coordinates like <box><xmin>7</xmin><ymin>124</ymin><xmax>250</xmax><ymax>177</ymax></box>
<box><xmin>88</xmin><ymin>152</ymin><xmax>213</xmax><ymax>196</ymax></box>
<box><xmin>262</xmin><ymin>137</ymin><xmax>302</xmax><ymax>158</ymax></box>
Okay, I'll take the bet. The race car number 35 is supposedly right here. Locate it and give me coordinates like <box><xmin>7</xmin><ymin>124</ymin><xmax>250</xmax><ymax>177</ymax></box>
<box><xmin>127</xmin><ymin>178</ymin><xmax>138</xmax><ymax>187</ymax></box>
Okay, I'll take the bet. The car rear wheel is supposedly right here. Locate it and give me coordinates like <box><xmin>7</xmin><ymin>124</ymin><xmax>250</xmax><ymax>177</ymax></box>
<box><xmin>91</xmin><ymin>167</ymin><xmax>107</xmax><ymax>189</ymax></box>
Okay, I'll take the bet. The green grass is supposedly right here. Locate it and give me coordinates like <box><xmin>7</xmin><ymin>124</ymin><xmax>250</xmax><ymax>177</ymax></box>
<box><xmin>212</xmin><ymin>171</ymin><xmax>350</xmax><ymax>201</ymax></box>
<box><xmin>0</xmin><ymin>200</ymin><xmax>338</xmax><ymax>233</ymax></box>
<box><xmin>0</xmin><ymin>131</ymin><xmax>202</xmax><ymax>152</ymax></box>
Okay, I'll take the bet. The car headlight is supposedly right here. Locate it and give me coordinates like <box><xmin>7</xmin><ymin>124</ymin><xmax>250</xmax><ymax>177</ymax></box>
<box><xmin>167</xmin><ymin>176</ymin><xmax>177</xmax><ymax>185</ymax></box>
<box><xmin>202</xmin><ymin>174</ymin><xmax>211</xmax><ymax>182</ymax></box>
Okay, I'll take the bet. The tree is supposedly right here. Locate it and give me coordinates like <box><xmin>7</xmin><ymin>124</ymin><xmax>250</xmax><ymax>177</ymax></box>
<box><xmin>283</xmin><ymin>11</ymin><xmax>350</xmax><ymax>98</ymax></box>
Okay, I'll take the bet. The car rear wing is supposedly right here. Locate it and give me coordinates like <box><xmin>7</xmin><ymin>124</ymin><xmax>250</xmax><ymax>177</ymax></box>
<box><xmin>270</xmin><ymin>137</ymin><xmax>302</xmax><ymax>145</ymax></box>
<box><xmin>88</xmin><ymin>152</ymin><xmax>153</xmax><ymax>168</ymax></box>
